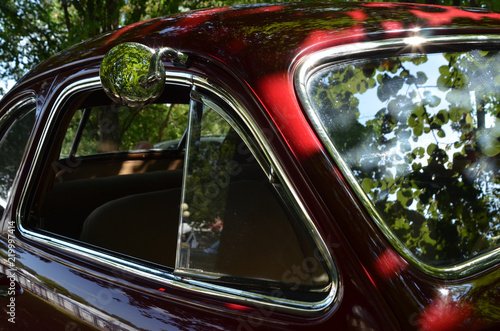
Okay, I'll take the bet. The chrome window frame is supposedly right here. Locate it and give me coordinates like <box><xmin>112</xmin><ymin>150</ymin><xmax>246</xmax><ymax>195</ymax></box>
<box><xmin>295</xmin><ymin>35</ymin><xmax>500</xmax><ymax>279</ymax></box>
<box><xmin>17</xmin><ymin>71</ymin><xmax>339</xmax><ymax>314</ymax></box>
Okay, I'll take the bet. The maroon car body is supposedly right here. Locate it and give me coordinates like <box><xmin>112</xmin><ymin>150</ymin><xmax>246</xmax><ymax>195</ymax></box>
<box><xmin>1</xmin><ymin>2</ymin><xmax>500</xmax><ymax>330</ymax></box>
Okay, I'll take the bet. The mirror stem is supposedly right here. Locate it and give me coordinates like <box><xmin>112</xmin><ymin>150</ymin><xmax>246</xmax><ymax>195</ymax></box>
<box><xmin>159</xmin><ymin>47</ymin><xmax>190</xmax><ymax>68</ymax></box>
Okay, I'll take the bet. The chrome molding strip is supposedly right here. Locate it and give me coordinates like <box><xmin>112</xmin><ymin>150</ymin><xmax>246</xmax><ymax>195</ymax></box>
<box><xmin>17</xmin><ymin>71</ymin><xmax>338</xmax><ymax>314</ymax></box>
<box><xmin>295</xmin><ymin>35</ymin><xmax>500</xmax><ymax>279</ymax></box>
<box><xmin>0</xmin><ymin>96</ymin><xmax>35</xmax><ymax>134</ymax></box>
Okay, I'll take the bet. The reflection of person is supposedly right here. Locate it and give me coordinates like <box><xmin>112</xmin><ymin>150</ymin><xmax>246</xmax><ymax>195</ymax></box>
<box><xmin>134</xmin><ymin>141</ymin><xmax>153</xmax><ymax>150</ymax></box>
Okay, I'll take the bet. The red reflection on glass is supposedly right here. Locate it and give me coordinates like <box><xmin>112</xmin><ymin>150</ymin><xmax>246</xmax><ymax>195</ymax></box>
<box><xmin>375</xmin><ymin>249</ymin><xmax>407</xmax><ymax>279</ymax></box>
<box><xmin>418</xmin><ymin>298</ymin><xmax>473</xmax><ymax>331</ymax></box>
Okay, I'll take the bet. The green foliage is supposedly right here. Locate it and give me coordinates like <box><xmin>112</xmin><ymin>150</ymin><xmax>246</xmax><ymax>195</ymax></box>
<box><xmin>184</xmin><ymin>107</ymin><xmax>233</xmax><ymax>230</ymax></box>
<box><xmin>60</xmin><ymin>103</ymin><xmax>189</xmax><ymax>157</ymax></box>
<box><xmin>308</xmin><ymin>50</ymin><xmax>500</xmax><ymax>267</ymax></box>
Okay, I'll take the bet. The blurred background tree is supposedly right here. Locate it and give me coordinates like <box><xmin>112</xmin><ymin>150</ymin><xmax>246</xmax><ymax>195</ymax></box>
<box><xmin>0</xmin><ymin>0</ymin><xmax>499</xmax><ymax>95</ymax></box>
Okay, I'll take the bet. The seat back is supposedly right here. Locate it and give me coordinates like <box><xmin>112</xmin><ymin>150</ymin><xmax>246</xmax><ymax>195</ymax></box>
<box><xmin>80</xmin><ymin>188</ymin><xmax>181</xmax><ymax>267</ymax></box>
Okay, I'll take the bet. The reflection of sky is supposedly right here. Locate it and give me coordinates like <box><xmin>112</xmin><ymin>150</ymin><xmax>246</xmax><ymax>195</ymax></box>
<box><xmin>354</xmin><ymin>53</ymin><xmax>497</xmax><ymax>174</ymax></box>
<box><xmin>357</xmin><ymin>55</ymin><xmax>444</xmax><ymax>124</ymax></box>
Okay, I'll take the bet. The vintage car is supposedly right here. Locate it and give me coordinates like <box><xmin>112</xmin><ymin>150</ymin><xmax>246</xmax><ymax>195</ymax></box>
<box><xmin>1</xmin><ymin>2</ymin><xmax>500</xmax><ymax>330</ymax></box>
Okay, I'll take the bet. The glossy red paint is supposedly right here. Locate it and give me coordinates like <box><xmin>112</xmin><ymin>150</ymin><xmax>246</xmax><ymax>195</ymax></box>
<box><xmin>173</xmin><ymin>7</ymin><xmax>230</xmax><ymax>35</ymax></box>
<box><xmin>374</xmin><ymin>249</ymin><xmax>408</xmax><ymax>279</ymax></box>
<box><xmin>1</xmin><ymin>2</ymin><xmax>500</xmax><ymax>330</ymax></box>
<box><xmin>224</xmin><ymin>4</ymin><xmax>286</xmax><ymax>18</ymax></box>
<box><xmin>408</xmin><ymin>6</ymin><xmax>500</xmax><ymax>26</ymax></box>
<box><xmin>104</xmin><ymin>17</ymin><xmax>161</xmax><ymax>45</ymax></box>
<box><xmin>418</xmin><ymin>296</ymin><xmax>474</xmax><ymax>331</ymax></box>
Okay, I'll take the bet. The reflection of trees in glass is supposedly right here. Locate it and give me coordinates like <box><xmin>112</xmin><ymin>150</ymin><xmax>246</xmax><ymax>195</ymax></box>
<box><xmin>60</xmin><ymin>103</ymin><xmax>189</xmax><ymax>156</ymax></box>
<box><xmin>0</xmin><ymin>109</ymin><xmax>35</xmax><ymax>201</ymax></box>
<box><xmin>184</xmin><ymin>107</ymin><xmax>232</xmax><ymax>232</ymax></box>
<box><xmin>180</xmin><ymin>106</ymin><xmax>234</xmax><ymax>271</ymax></box>
<box><xmin>308</xmin><ymin>50</ymin><xmax>500</xmax><ymax>267</ymax></box>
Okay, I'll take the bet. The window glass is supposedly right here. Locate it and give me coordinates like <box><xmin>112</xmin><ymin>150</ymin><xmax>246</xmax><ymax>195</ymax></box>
<box><xmin>305</xmin><ymin>50</ymin><xmax>500</xmax><ymax>267</ymax></box>
<box><xmin>0</xmin><ymin>105</ymin><xmax>35</xmax><ymax>213</ymax></box>
<box><xmin>37</xmin><ymin>97</ymin><xmax>188</xmax><ymax>241</ymax></box>
<box><xmin>178</xmin><ymin>103</ymin><xmax>232</xmax><ymax>271</ymax></box>
<box><xmin>178</xmin><ymin>102</ymin><xmax>330</xmax><ymax>300</ymax></box>
<box><xmin>60</xmin><ymin>103</ymin><xmax>189</xmax><ymax>158</ymax></box>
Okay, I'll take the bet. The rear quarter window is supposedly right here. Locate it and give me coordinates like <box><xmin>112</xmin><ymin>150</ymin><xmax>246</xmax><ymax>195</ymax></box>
<box><xmin>302</xmin><ymin>46</ymin><xmax>500</xmax><ymax>272</ymax></box>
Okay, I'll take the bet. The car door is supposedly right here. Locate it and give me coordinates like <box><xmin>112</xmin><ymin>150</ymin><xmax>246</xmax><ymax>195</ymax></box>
<box><xmin>2</xmin><ymin>70</ymin><xmax>340</xmax><ymax>330</ymax></box>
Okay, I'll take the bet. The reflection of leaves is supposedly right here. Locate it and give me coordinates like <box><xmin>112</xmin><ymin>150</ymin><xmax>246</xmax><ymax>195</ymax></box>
<box><xmin>478</xmin><ymin>123</ymin><xmax>500</xmax><ymax>156</ymax></box>
<box><xmin>309</xmin><ymin>50</ymin><xmax>500</xmax><ymax>266</ymax></box>
<box><xmin>377</xmin><ymin>74</ymin><xmax>404</xmax><ymax>102</ymax></box>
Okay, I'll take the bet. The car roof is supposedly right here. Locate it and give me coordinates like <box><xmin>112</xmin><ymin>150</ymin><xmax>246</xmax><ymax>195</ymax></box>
<box><xmin>6</xmin><ymin>2</ymin><xmax>500</xmax><ymax>108</ymax></box>
<box><xmin>19</xmin><ymin>3</ymin><xmax>500</xmax><ymax>78</ymax></box>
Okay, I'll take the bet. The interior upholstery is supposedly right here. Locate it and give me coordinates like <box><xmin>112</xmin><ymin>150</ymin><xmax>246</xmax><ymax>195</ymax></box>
<box><xmin>79</xmin><ymin>187</ymin><xmax>182</xmax><ymax>267</ymax></box>
<box><xmin>40</xmin><ymin>169</ymin><xmax>183</xmax><ymax>238</ymax></box>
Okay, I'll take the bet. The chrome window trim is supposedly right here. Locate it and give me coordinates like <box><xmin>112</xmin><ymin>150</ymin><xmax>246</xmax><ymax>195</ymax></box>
<box><xmin>295</xmin><ymin>35</ymin><xmax>500</xmax><ymax>279</ymax></box>
<box><xmin>17</xmin><ymin>71</ymin><xmax>339</xmax><ymax>314</ymax></box>
<box><xmin>0</xmin><ymin>96</ymin><xmax>36</xmax><ymax>135</ymax></box>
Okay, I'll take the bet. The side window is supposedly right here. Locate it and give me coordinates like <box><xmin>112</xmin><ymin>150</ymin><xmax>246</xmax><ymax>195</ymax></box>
<box><xmin>34</xmin><ymin>86</ymin><xmax>189</xmax><ymax>239</ymax></box>
<box><xmin>0</xmin><ymin>100</ymin><xmax>35</xmax><ymax>217</ymax></box>
<box><xmin>304</xmin><ymin>49</ymin><xmax>500</xmax><ymax>270</ymax></box>
<box><xmin>29</xmin><ymin>82</ymin><xmax>331</xmax><ymax>306</ymax></box>
<box><xmin>178</xmin><ymin>101</ymin><xmax>330</xmax><ymax>301</ymax></box>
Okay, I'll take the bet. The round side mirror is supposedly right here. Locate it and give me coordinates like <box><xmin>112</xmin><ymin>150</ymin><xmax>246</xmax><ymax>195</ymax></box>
<box><xmin>100</xmin><ymin>42</ymin><xmax>165</xmax><ymax>108</ymax></box>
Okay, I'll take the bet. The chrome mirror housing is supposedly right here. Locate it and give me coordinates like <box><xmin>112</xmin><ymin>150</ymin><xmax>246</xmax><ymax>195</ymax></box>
<box><xmin>100</xmin><ymin>42</ymin><xmax>189</xmax><ymax>108</ymax></box>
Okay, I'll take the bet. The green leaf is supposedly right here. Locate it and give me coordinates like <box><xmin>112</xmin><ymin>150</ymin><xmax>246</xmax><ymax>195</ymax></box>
<box><xmin>361</xmin><ymin>178</ymin><xmax>374</xmax><ymax>193</ymax></box>
<box><xmin>416</xmin><ymin>71</ymin><xmax>428</xmax><ymax>85</ymax></box>
<box><xmin>427</xmin><ymin>143</ymin><xmax>437</xmax><ymax>156</ymax></box>
<box><xmin>481</xmin><ymin>137</ymin><xmax>500</xmax><ymax>157</ymax></box>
